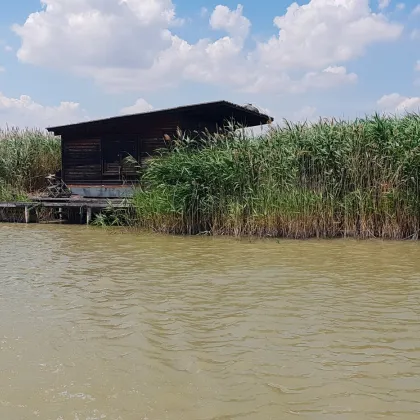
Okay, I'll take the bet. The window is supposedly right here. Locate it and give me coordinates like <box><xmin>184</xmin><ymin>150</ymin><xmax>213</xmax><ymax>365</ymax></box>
<box><xmin>102</xmin><ymin>139</ymin><xmax>138</xmax><ymax>177</ymax></box>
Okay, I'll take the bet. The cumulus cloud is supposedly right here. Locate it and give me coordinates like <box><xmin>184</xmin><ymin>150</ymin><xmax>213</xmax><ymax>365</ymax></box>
<box><xmin>255</xmin><ymin>0</ymin><xmax>402</xmax><ymax>70</ymax></box>
<box><xmin>13</xmin><ymin>0</ymin><xmax>176</xmax><ymax>71</ymax></box>
<box><xmin>0</xmin><ymin>92</ymin><xmax>86</xmax><ymax>129</ymax></box>
<box><xmin>303</xmin><ymin>66</ymin><xmax>358</xmax><ymax>88</ymax></box>
<box><xmin>377</xmin><ymin>93</ymin><xmax>420</xmax><ymax>113</ymax></box>
<box><xmin>210</xmin><ymin>5</ymin><xmax>251</xmax><ymax>39</ymax></box>
<box><xmin>378</xmin><ymin>0</ymin><xmax>390</xmax><ymax>10</ymax></box>
<box><xmin>13</xmin><ymin>0</ymin><xmax>402</xmax><ymax>94</ymax></box>
<box><xmin>120</xmin><ymin>98</ymin><xmax>154</xmax><ymax>115</ymax></box>
<box><xmin>0</xmin><ymin>66</ymin><xmax>5</xmax><ymax>73</ymax></box>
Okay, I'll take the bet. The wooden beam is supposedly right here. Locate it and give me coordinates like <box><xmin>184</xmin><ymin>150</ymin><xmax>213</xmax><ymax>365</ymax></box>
<box><xmin>0</xmin><ymin>202</ymin><xmax>34</xmax><ymax>208</ymax></box>
<box><xmin>86</xmin><ymin>207</ymin><xmax>92</xmax><ymax>225</ymax></box>
<box><xmin>24</xmin><ymin>206</ymin><xmax>30</xmax><ymax>224</ymax></box>
<box><xmin>0</xmin><ymin>202</ymin><xmax>127</xmax><ymax>209</ymax></box>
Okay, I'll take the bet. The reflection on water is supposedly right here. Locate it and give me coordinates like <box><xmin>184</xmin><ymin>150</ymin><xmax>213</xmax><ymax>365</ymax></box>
<box><xmin>1</xmin><ymin>224</ymin><xmax>420</xmax><ymax>419</ymax></box>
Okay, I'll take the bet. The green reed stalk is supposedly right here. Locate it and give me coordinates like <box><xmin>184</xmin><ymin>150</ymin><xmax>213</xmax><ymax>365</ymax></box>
<box><xmin>132</xmin><ymin>113</ymin><xmax>420</xmax><ymax>239</ymax></box>
<box><xmin>0</xmin><ymin>127</ymin><xmax>61</xmax><ymax>201</ymax></box>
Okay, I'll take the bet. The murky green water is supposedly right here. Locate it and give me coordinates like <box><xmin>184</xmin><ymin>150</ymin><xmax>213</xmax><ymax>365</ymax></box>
<box><xmin>1</xmin><ymin>225</ymin><xmax>420</xmax><ymax>419</ymax></box>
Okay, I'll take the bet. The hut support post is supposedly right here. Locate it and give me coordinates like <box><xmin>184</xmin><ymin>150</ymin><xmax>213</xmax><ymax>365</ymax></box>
<box><xmin>86</xmin><ymin>207</ymin><xmax>92</xmax><ymax>225</ymax></box>
<box><xmin>24</xmin><ymin>206</ymin><xmax>30</xmax><ymax>224</ymax></box>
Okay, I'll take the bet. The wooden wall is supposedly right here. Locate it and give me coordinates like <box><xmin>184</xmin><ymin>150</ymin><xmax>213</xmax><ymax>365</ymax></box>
<box><xmin>62</xmin><ymin>138</ymin><xmax>102</xmax><ymax>183</ymax></box>
<box><xmin>62</xmin><ymin>137</ymin><xmax>170</xmax><ymax>185</ymax></box>
<box><xmin>60</xmin><ymin>113</ymin><xmax>211</xmax><ymax>185</ymax></box>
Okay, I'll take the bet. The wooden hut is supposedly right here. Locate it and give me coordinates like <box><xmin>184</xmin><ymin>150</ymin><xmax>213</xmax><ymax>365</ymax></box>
<box><xmin>47</xmin><ymin>100</ymin><xmax>273</xmax><ymax>198</ymax></box>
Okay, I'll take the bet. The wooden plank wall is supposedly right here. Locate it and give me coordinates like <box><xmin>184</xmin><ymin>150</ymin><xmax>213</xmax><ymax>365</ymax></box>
<box><xmin>140</xmin><ymin>137</ymin><xmax>167</xmax><ymax>162</ymax></box>
<box><xmin>138</xmin><ymin>120</ymin><xmax>180</xmax><ymax>166</ymax></box>
<box><xmin>63</xmin><ymin>138</ymin><xmax>102</xmax><ymax>183</ymax></box>
<box><xmin>61</xmin><ymin>114</ymin><xmax>204</xmax><ymax>185</ymax></box>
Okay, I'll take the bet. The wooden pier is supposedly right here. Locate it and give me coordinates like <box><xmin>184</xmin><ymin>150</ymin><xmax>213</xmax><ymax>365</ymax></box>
<box><xmin>0</xmin><ymin>198</ymin><xmax>130</xmax><ymax>224</ymax></box>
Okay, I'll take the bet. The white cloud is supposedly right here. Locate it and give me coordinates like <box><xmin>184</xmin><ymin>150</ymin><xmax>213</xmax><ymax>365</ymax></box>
<box><xmin>200</xmin><ymin>7</ymin><xmax>208</xmax><ymax>17</ymax></box>
<box><xmin>292</xmin><ymin>106</ymin><xmax>318</xmax><ymax>122</ymax></box>
<box><xmin>120</xmin><ymin>98</ymin><xmax>154</xmax><ymax>115</ymax></box>
<box><xmin>411</xmin><ymin>29</ymin><xmax>420</xmax><ymax>40</ymax></box>
<box><xmin>379</xmin><ymin>0</ymin><xmax>390</xmax><ymax>10</ymax></box>
<box><xmin>396</xmin><ymin>3</ymin><xmax>405</xmax><ymax>10</ymax></box>
<box><xmin>14</xmin><ymin>0</ymin><xmax>176</xmax><ymax>71</ymax></box>
<box><xmin>307</xmin><ymin>65</ymin><xmax>358</xmax><ymax>86</ymax></box>
<box><xmin>0</xmin><ymin>67</ymin><xmax>5</xmax><ymax>73</ymax></box>
<box><xmin>4</xmin><ymin>45</ymin><xmax>13</xmax><ymax>52</ymax></box>
<box><xmin>13</xmin><ymin>0</ymin><xmax>402</xmax><ymax>94</ymax></box>
<box><xmin>0</xmin><ymin>92</ymin><xmax>86</xmax><ymax>129</ymax></box>
<box><xmin>245</xmin><ymin>65</ymin><xmax>357</xmax><ymax>94</ymax></box>
<box><xmin>377</xmin><ymin>93</ymin><xmax>420</xmax><ymax>113</ymax></box>
<box><xmin>411</xmin><ymin>4</ymin><xmax>420</xmax><ymax>14</ymax></box>
<box><xmin>210</xmin><ymin>5</ymin><xmax>251</xmax><ymax>39</ymax></box>
<box><xmin>255</xmin><ymin>0</ymin><xmax>402</xmax><ymax>71</ymax></box>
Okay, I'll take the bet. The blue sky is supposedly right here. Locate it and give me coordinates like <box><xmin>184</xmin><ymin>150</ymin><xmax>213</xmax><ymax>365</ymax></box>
<box><xmin>0</xmin><ymin>0</ymin><xmax>419</xmax><ymax>128</ymax></box>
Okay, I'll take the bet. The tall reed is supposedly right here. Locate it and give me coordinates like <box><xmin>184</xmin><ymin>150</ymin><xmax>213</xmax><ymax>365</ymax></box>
<box><xmin>0</xmin><ymin>127</ymin><xmax>61</xmax><ymax>200</ymax></box>
<box><xmin>133</xmin><ymin>113</ymin><xmax>420</xmax><ymax>239</ymax></box>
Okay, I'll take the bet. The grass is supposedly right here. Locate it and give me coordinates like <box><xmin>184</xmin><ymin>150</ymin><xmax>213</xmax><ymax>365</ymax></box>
<box><xmin>0</xmin><ymin>127</ymin><xmax>61</xmax><ymax>201</ymax></box>
<box><xmin>92</xmin><ymin>199</ymin><xmax>137</xmax><ymax>227</ymax></box>
<box><xmin>3</xmin><ymin>113</ymin><xmax>420</xmax><ymax>239</ymax></box>
<box><xmin>132</xmin><ymin>113</ymin><xmax>420</xmax><ymax>239</ymax></box>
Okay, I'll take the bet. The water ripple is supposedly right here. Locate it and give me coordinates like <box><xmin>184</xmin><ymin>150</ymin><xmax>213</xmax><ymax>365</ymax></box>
<box><xmin>1</xmin><ymin>225</ymin><xmax>420</xmax><ymax>419</ymax></box>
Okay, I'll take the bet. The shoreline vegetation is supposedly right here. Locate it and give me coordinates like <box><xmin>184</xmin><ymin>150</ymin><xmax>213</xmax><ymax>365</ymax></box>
<box><xmin>2</xmin><ymin>113</ymin><xmax>420</xmax><ymax>239</ymax></box>
<box><xmin>0</xmin><ymin>128</ymin><xmax>60</xmax><ymax>202</ymax></box>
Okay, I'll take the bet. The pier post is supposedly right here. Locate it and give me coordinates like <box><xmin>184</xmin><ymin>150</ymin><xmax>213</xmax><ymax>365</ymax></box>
<box><xmin>24</xmin><ymin>206</ymin><xmax>30</xmax><ymax>224</ymax></box>
<box><xmin>86</xmin><ymin>207</ymin><xmax>92</xmax><ymax>225</ymax></box>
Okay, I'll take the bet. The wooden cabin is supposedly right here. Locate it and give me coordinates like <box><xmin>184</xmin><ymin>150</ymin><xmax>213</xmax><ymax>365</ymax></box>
<box><xmin>47</xmin><ymin>100</ymin><xmax>273</xmax><ymax>198</ymax></box>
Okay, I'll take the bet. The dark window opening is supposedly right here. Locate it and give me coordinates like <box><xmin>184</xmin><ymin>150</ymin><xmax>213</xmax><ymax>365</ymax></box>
<box><xmin>102</xmin><ymin>139</ymin><xmax>138</xmax><ymax>179</ymax></box>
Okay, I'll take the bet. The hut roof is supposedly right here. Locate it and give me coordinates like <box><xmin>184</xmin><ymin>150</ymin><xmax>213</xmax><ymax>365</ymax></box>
<box><xmin>47</xmin><ymin>100</ymin><xmax>273</xmax><ymax>136</ymax></box>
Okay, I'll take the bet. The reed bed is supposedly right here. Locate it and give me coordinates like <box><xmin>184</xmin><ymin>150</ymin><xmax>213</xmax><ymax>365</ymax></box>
<box><xmin>0</xmin><ymin>127</ymin><xmax>61</xmax><ymax>201</ymax></box>
<box><xmin>3</xmin><ymin>114</ymin><xmax>420</xmax><ymax>239</ymax></box>
<box><xmin>133</xmin><ymin>113</ymin><xmax>420</xmax><ymax>239</ymax></box>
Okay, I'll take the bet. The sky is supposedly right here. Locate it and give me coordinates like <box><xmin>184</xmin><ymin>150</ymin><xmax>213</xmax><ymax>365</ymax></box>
<box><xmin>0</xmin><ymin>0</ymin><xmax>419</xmax><ymax>129</ymax></box>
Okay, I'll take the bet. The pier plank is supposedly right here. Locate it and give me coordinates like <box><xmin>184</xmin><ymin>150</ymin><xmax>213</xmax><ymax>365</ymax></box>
<box><xmin>0</xmin><ymin>198</ymin><xmax>130</xmax><ymax>224</ymax></box>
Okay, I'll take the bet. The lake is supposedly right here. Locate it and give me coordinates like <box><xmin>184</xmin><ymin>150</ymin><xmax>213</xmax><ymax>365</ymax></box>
<box><xmin>1</xmin><ymin>225</ymin><xmax>420</xmax><ymax>419</ymax></box>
